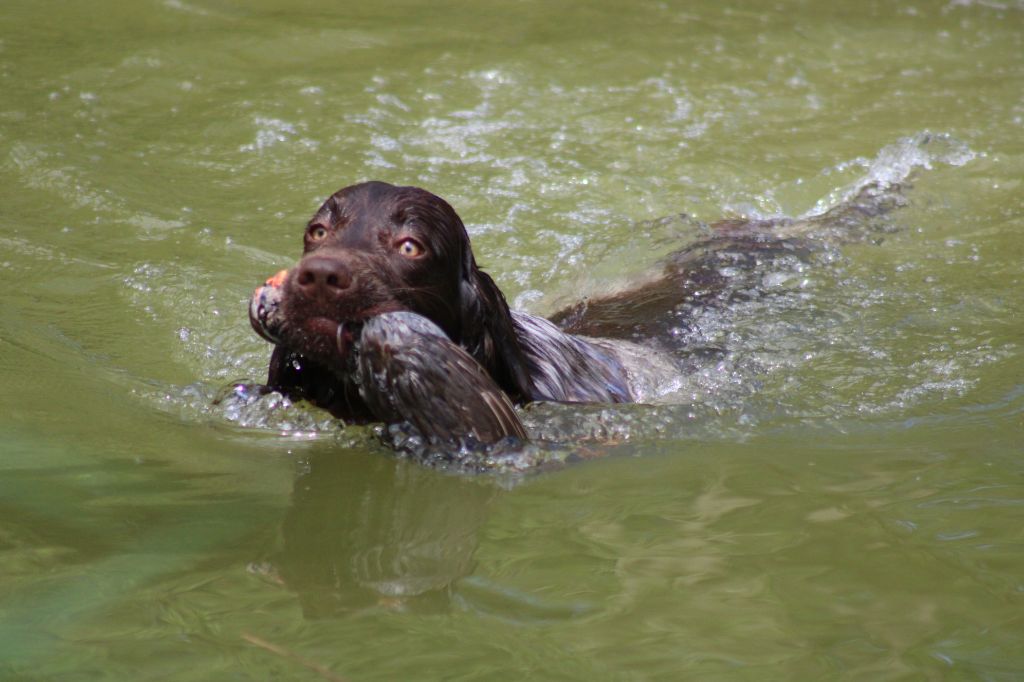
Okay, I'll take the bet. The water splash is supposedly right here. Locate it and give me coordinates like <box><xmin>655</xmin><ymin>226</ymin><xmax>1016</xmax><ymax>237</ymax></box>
<box><xmin>804</xmin><ymin>132</ymin><xmax>976</xmax><ymax>219</ymax></box>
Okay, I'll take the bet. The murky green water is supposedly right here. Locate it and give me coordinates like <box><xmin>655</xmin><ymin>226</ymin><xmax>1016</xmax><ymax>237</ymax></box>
<box><xmin>2</xmin><ymin>0</ymin><xmax>1022</xmax><ymax>679</ymax></box>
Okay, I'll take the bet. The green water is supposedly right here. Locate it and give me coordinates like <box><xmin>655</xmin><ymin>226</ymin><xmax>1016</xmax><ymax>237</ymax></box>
<box><xmin>2</xmin><ymin>0</ymin><xmax>1022</xmax><ymax>679</ymax></box>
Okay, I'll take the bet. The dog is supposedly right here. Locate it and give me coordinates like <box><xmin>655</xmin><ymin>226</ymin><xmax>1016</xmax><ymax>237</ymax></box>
<box><xmin>248</xmin><ymin>180</ymin><xmax>899</xmax><ymax>446</ymax></box>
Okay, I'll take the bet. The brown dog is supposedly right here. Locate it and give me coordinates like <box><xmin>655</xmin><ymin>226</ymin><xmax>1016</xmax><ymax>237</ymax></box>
<box><xmin>249</xmin><ymin>180</ymin><xmax>899</xmax><ymax>446</ymax></box>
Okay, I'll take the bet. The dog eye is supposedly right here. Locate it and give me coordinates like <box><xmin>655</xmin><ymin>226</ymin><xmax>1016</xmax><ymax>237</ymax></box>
<box><xmin>396</xmin><ymin>238</ymin><xmax>425</xmax><ymax>258</ymax></box>
<box><xmin>308</xmin><ymin>225</ymin><xmax>329</xmax><ymax>241</ymax></box>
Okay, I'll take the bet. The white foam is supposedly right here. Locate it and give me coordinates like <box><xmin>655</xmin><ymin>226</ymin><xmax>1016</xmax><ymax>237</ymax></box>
<box><xmin>804</xmin><ymin>132</ymin><xmax>976</xmax><ymax>218</ymax></box>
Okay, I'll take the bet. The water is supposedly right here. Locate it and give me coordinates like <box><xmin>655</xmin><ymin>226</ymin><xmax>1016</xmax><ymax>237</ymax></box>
<box><xmin>1</xmin><ymin>0</ymin><xmax>1022</xmax><ymax>679</ymax></box>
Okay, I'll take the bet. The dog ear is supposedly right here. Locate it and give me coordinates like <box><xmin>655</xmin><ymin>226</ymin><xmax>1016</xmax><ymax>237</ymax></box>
<box><xmin>458</xmin><ymin>262</ymin><xmax>537</xmax><ymax>403</ymax></box>
<box><xmin>417</xmin><ymin>187</ymin><xmax>536</xmax><ymax>402</ymax></box>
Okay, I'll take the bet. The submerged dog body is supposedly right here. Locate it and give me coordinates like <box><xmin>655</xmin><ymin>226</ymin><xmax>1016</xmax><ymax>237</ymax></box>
<box><xmin>250</xmin><ymin>180</ymin><xmax>898</xmax><ymax>444</ymax></box>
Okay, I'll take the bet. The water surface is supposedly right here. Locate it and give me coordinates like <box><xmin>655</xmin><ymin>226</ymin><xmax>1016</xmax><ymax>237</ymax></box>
<box><xmin>1</xmin><ymin>0</ymin><xmax>1022</xmax><ymax>679</ymax></box>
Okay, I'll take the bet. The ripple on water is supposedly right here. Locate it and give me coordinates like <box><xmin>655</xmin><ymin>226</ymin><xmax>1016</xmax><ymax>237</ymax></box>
<box><xmin>239</xmin><ymin>117</ymin><xmax>319</xmax><ymax>153</ymax></box>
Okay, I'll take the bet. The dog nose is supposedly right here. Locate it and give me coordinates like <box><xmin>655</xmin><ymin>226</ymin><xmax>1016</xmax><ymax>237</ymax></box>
<box><xmin>294</xmin><ymin>255</ymin><xmax>353</xmax><ymax>298</ymax></box>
